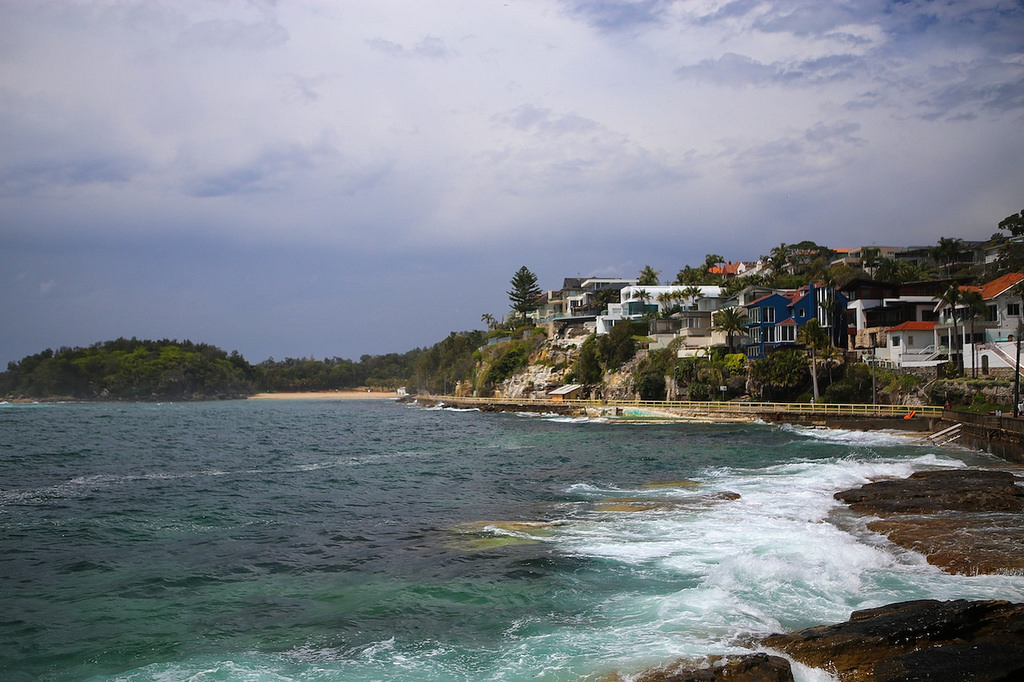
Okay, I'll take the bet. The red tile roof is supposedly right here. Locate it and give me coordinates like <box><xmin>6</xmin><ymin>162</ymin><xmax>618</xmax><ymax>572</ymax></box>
<box><xmin>977</xmin><ymin>272</ymin><xmax>1024</xmax><ymax>300</ymax></box>
<box><xmin>888</xmin><ymin>321</ymin><xmax>935</xmax><ymax>332</ymax></box>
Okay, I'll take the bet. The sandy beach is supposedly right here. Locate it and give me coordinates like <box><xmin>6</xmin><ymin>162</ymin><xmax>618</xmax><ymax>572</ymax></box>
<box><xmin>248</xmin><ymin>391</ymin><xmax>401</xmax><ymax>400</ymax></box>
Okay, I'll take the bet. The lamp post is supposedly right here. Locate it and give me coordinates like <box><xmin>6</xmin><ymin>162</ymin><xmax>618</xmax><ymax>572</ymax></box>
<box><xmin>1014</xmin><ymin>321</ymin><xmax>1022</xmax><ymax>417</ymax></box>
<box><xmin>870</xmin><ymin>347</ymin><xmax>876</xmax><ymax>407</ymax></box>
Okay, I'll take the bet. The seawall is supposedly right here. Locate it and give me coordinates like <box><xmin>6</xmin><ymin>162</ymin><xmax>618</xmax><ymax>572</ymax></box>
<box><xmin>408</xmin><ymin>395</ymin><xmax>1024</xmax><ymax>462</ymax></box>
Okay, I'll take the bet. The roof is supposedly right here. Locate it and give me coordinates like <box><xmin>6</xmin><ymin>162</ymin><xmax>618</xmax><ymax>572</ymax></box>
<box><xmin>548</xmin><ymin>384</ymin><xmax>583</xmax><ymax>396</ymax></box>
<box><xmin>977</xmin><ymin>272</ymin><xmax>1024</xmax><ymax>300</ymax></box>
<box><xmin>888</xmin><ymin>321</ymin><xmax>935</xmax><ymax>332</ymax></box>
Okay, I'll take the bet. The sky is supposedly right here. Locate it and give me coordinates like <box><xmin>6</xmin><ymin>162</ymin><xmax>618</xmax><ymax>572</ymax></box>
<box><xmin>2</xmin><ymin>0</ymin><xmax>1023</xmax><ymax>366</ymax></box>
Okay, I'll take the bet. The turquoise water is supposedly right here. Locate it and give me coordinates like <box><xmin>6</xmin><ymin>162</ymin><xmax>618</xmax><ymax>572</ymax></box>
<box><xmin>1</xmin><ymin>399</ymin><xmax>1021</xmax><ymax>681</ymax></box>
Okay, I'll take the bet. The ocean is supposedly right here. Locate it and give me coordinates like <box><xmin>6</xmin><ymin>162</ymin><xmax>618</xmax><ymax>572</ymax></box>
<box><xmin>1</xmin><ymin>399</ymin><xmax>1022</xmax><ymax>681</ymax></box>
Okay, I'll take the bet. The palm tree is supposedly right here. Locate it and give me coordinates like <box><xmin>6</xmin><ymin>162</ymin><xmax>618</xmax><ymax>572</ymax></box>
<box><xmin>480</xmin><ymin>313</ymin><xmax>498</xmax><ymax>330</ymax></box>
<box><xmin>638</xmin><ymin>265</ymin><xmax>661</xmax><ymax>286</ymax></box>
<box><xmin>860</xmin><ymin>247</ymin><xmax>881</xmax><ymax>277</ymax></box>
<box><xmin>798</xmin><ymin>319</ymin><xmax>829</xmax><ymax>403</ymax></box>
<box><xmin>930</xmin><ymin>237</ymin><xmax>965</xmax><ymax>277</ymax></box>
<box><xmin>712</xmin><ymin>307</ymin><xmax>747</xmax><ymax>353</ymax></box>
<box><xmin>682</xmin><ymin>285</ymin><xmax>703</xmax><ymax>310</ymax></box>
<box><xmin>960</xmin><ymin>289</ymin><xmax>987</xmax><ymax>378</ymax></box>
<box><xmin>656</xmin><ymin>291</ymin><xmax>676</xmax><ymax>316</ymax></box>
<box><xmin>703</xmin><ymin>254</ymin><xmax>725</xmax><ymax>279</ymax></box>
<box><xmin>939</xmin><ymin>283</ymin><xmax>964</xmax><ymax>375</ymax></box>
<box><xmin>767</xmin><ymin>243</ymin><xmax>792</xmax><ymax>276</ymax></box>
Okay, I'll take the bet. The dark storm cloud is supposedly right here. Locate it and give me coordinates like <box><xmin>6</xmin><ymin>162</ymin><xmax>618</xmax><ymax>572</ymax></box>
<box><xmin>1</xmin><ymin>0</ymin><xmax>1022</xmax><ymax>366</ymax></box>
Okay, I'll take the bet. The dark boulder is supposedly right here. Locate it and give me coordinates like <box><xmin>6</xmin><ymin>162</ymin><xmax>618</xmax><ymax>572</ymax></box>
<box><xmin>763</xmin><ymin>599</ymin><xmax>1024</xmax><ymax>682</ymax></box>
<box><xmin>834</xmin><ymin>469</ymin><xmax>1024</xmax><ymax>575</ymax></box>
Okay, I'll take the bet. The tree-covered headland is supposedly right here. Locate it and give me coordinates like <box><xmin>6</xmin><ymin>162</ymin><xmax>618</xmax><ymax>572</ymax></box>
<box><xmin>0</xmin><ymin>333</ymin><xmax>485</xmax><ymax>401</ymax></box>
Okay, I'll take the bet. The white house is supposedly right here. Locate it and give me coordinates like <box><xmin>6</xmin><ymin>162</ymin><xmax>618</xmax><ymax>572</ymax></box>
<box><xmin>936</xmin><ymin>273</ymin><xmax>1024</xmax><ymax>376</ymax></box>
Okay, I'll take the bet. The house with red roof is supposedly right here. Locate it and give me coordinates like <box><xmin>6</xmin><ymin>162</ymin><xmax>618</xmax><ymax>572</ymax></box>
<box><xmin>934</xmin><ymin>272</ymin><xmax>1024</xmax><ymax>376</ymax></box>
<box><xmin>743</xmin><ymin>283</ymin><xmax>848</xmax><ymax>359</ymax></box>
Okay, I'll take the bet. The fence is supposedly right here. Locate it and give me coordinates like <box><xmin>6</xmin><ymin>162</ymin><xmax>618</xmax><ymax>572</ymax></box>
<box><xmin>949</xmin><ymin>409</ymin><xmax>1024</xmax><ymax>435</ymax></box>
<box><xmin>426</xmin><ymin>395</ymin><xmax>942</xmax><ymax>418</ymax></box>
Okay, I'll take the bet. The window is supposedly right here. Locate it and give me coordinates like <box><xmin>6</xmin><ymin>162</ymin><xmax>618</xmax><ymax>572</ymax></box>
<box><xmin>778</xmin><ymin>325</ymin><xmax>796</xmax><ymax>342</ymax></box>
<box><xmin>1009</xmin><ymin>303</ymin><xmax>1021</xmax><ymax>317</ymax></box>
<box><xmin>986</xmin><ymin>304</ymin><xmax>997</xmax><ymax>322</ymax></box>
<box><xmin>892</xmin><ymin>335</ymin><xmax>901</xmax><ymax>346</ymax></box>
<box><xmin>763</xmin><ymin>306</ymin><xmax>775</xmax><ymax>323</ymax></box>
<box><xmin>749</xmin><ymin>307</ymin><xmax>761</xmax><ymax>323</ymax></box>
<box><xmin>908</xmin><ymin>335</ymin><xmax>914</xmax><ymax>346</ymax></box>
<box><xmin>797</xmin><ymin>309</ymin><xmax>805</xmax><ymax>317</ymax></box>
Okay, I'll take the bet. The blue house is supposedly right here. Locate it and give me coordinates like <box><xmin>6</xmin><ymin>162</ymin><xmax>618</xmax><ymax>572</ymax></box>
<box><xmin>743</xmin><ymin>284</ymin><xmax>848</xmax><ymax>359</ymax></box>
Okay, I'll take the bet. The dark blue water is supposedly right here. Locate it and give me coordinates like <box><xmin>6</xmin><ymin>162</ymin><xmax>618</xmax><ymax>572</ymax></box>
<box><xmin>1</xmin><ymin>400</ymin><xmax>1020</xmax><ymax>681</ymax></box>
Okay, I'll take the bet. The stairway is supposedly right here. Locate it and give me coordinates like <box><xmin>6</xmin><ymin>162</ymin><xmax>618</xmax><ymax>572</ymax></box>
<box><xmin>919</xmin><ymin>422</ymin><xmax>962</xmax><ymax>446</ymax></box>
<box><xmin>977</xmin><ymin>342</ymin><xmax>1024</xmax><ymax>378</ymax></box>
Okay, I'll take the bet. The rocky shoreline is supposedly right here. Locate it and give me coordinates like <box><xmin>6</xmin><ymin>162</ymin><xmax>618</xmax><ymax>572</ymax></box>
<box><xmin>625</xmin><ymin>468</ymin><xmax>1024</xmax><ymax>681</ymax></box>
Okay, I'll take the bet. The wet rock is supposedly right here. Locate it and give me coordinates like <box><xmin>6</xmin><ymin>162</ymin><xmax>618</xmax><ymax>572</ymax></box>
<box><xmin>834</xmin><ymin>469</ymin><xmax>1024</xmax><ymax>575</ymax></box>
<box><xmin>835</xmin><ymin>469</ymin><xmax>1024</xmax><ymax>515</ymax></box>
<box><xmin>762</xmin><ymin>599</ymin><xmax>1024</xmax><ymax>682</ymax></box>
<box><xmin>631</xmin><ymin>653</ymin><xmax>793</xmax><ymax>682</ymax></box>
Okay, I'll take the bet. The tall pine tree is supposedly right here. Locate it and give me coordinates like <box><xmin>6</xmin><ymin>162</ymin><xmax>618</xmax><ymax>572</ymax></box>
<box><xmin>507</xmin><ymin>266</ymin><xmax>542</xmax><ymax>322</ymax></box>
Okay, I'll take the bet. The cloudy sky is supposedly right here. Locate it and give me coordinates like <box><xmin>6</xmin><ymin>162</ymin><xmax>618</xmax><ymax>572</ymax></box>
<box><xmin>2</xmin><ymin>1</ymin><xmax>1023</xmax><ymax>365</ymax></box>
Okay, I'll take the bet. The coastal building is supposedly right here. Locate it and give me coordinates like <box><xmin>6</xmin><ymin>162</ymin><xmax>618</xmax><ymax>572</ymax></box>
<box><xmin>532</xmin><ymin>276</ymin><xmax>636</xmax><ymax>335</ymax></box>
<box><xmin>874</xmin><ymin>321</ymin><xmax>942</xmax><ymax>368</ymax></box>
<box><xmin>936</xmin><ymin>272</ymin><xmax>1024</xmax><ymax>377</ymax></box>
<box><xmin>841</xmin><ymin>278</ymin><xmax>947</xmax><ymax>351</ymax></box>
<box><xmin>870</xmin><ymin>273</ymin><xmax>1024</xmax><ymax>376</ymax></box>
<box><xmin>743</xmin><ymin>284</ymin><xmax>849</xmax><ymax>359</ymax></box>
<box><xmin>547</xmin><ymin>384</ymin><xmax>583</xmax><ymax>402</ymax></box>
<box><xmin>596</xmin><ymin>285</ymin><xmax>724</xmax><ymax>336</ymax></box>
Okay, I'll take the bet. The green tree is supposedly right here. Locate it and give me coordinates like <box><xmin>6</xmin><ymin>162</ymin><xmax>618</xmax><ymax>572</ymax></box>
<box><xmin>798</xmin><ymin>319</ymin><xmax>829</xmax><ymax>402</ymax></box>
<box><xmin>930</xmin><ymin>237</ymin><xmax>965</xmax><ymax>276</ymax></box>
<box><xmin>995</xmin><ymin>209</ymin><xmax>1024</xmax><ymax>274</ymax></box>
<box><xmin>682</xmin><ymin>285</ymin><xmax>702</xmax><ymax>310</ymax></box>
<box><xmin>574</xmin><ymin>336</ymin><xmax>604</xmax><ymax>386</ymax></box>
<box><xmin>960</xmin><ymin>289</ymin><xmax>987</xmax><ymax>378</ymax></box>
<box><xmin>767</xmin><ymin>243</ymin><xmax>792</xmax><ymax>275</ymax></box>
<box><xmin>591</xmin><ymin>288</ymin><xmax>619</xmax><ymax>314</ymax></box>
<box><xmin>939</xmin><ymin>283</ymin><xmax>964</xmax><ymax>376</ymax></box>
<box><xmin>656</xmin><ymin>291</ymin><xmax>678</xmax><ymax>317</ymax></box>
<box><xmin>712</xmin><ymin>307</ymin><xmax>747</xmax><ymax>353</ymax></box>
<box><xmin>507</xmin><ymin>266</ymin><xmax>543</xmax><ymax>322</ymax></box>
<box><xmin>637</xmin><ymin>265</ymin><xmax>661</xmax><ymax>286</ymax></box>
<box><xmin>598</xmin><ymin>321</ymin><xmax>639</xmax><ymax>370</ymax></box>
<box><xmin>703</xmin><ymin>254</ymin><xmax>725</xmax><ymax>279</ymax></box>
<box><xmin>998</xmin><ymin>209</ymin><xmax>1024</xmax><ymax>236</ymax></box>
<box><xmin>874</xmin><ymin>257</ymin><xmax>927</xmax><ymax>283</ymax></box>
<box><xmin>674</xmin><ymin>265</ymin><xmax>703</xmax><ymax>285</ymax></box>
<box><xmin>860</xmin><ymin>247</ymin><xmax>881</xmax><ymax>277</ymax></box>
<box><xmin>749</xmin><ymin>348</ymin><xmax>810</xmax><ymax>401</ymax></box>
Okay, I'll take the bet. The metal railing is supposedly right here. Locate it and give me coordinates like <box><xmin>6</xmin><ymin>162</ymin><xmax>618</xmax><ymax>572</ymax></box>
<box><xmin>420</xmin><ymin>395</ymin><xmax>943</xmax><ymax>418</ymax></box>
<box><xmin>950</xmin><ymin>409</ymin><xmax>1024</xmax><ymax>435</ymax></box>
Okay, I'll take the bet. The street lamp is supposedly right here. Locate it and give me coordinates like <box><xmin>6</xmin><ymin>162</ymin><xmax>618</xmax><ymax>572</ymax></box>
<box><xmin>1014</xmin><ymin>321</ymin><xmax>1022</xmax><ymax>417</ymax></box>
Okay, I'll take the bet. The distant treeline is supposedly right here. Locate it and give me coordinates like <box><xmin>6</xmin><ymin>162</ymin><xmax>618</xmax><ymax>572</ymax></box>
<box><xmin>1</xmin><ymin>332</ymin><xmax>486</xmax><ymax>401</ymax></box>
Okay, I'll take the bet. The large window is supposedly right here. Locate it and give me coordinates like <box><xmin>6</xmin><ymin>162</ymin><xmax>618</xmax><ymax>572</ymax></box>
<box><xmin>762</xmin><ymin>306</ymin><xmax>775</xmax><ymax>323</ymax></box>
<box><xmin>778</xmin><ymin>325</ymin><xmax>796</xmax><ymax>342</ymax></box>
<box><xmin>1008</xmin><ymin>302</ymin><xmax>1021</xmax><ymax>317</ymax></box>
<box><xmin>987</xmin><ymin>304</ymin><xmax>997</xmax><ymax>322</ymax></box>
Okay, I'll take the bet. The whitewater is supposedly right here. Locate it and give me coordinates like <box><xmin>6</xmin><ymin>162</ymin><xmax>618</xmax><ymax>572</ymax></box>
<box><xmin>1</xmin><ymin>399</ymin><xmax>1021</xmax><ymax>681</ymax></box>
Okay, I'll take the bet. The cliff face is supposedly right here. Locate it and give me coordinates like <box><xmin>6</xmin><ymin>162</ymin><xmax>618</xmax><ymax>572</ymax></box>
<box><xmin>486</xmin><ymin>337</ymin><xmax>643</xmax><ymax>400</ymax></box>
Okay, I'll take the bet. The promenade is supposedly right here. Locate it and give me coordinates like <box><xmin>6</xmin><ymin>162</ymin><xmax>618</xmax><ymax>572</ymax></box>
<box><xmin>413</xmin><ymin>395</ymin><xmax>942</xmax><ymax>428</ymax></box>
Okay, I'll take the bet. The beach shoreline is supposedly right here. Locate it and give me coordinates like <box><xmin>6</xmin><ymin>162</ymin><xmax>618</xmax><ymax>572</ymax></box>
<box><xmin>248</xmin><ymin>390</ymin><xmax>400</xmax><ymax>400</ymax></box>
